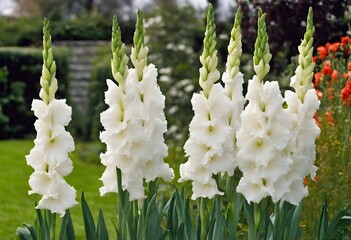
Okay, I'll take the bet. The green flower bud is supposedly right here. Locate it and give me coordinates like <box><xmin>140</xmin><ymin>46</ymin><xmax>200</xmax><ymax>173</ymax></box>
<box><xmin>41</xmin><ymin>19</ymin><xmax>57</xmax><ymax>104</ymax></box>
<box><xmin>253</xmin><ymin>9</ymin><xmax>272</xmax><ymax>82</ymax></box>
<box><xmin>226</xmin><ymin>7</ymin><xmax>242</xmax><ymax>79</ymax></box>
<box><xmin>199</xmin><ymin>4</ymin><xmax>220</xmax><ymax>97</ymax></box>
<box><xmin>111</xmin><ymin>15</ymin><xmax>129</xmax><ymax>92</ymax></box>
<box><xmin>131</xmin><ymin>10</ymin><xmax>149</xmax><ymax>81</ymax></box>
<box><xmin>291</xmin><ymin>7</ymin><xmax>315</xmax><ymax>102</ymax></box>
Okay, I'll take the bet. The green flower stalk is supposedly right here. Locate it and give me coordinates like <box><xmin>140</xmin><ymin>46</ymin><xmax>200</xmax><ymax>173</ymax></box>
<box><xmin>40</xmin><ymin>18</ymin><xmax>58</xmax><ymax>104</ymax></box>
<box><xmin>226</xmin><ymin>7</ymin><xmax>242</xmax><ymax>79</ymax></box>
<box><xmin>111</xmin><ymin>15</ymin><xmax>129</xmax><ymax>92</ymax></box>
<box><xmin>199</xmin><ymin>3</ymin><xmax>220</xmax><ymax>97</ymax></box>
<box><xmin>253</xmin><ymin>9</ymin><xmax>272</xmax><ymax>82</ymax></box>
<box><xmin>291</xmin><ymin>7</ymin><xmax>315</xmax><ymax>102</ymax></box>
<box><xmin>131</xmin><ymin>9</ymin><xmax>149</xmax><ymax>81</ymax></box>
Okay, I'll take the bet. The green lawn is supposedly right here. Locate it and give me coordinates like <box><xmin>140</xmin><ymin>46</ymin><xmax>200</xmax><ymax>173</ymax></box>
<box><xmin>0</xmin><ymin>140</ymin><xmax>117</xmax><ymax>239</ymax></box>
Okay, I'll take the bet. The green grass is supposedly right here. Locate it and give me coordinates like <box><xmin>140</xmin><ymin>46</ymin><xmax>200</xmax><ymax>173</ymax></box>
<box><xmin>0</xmin><ymin>140</ymin><xmax>118</xmax><ymax>239</ymax></box>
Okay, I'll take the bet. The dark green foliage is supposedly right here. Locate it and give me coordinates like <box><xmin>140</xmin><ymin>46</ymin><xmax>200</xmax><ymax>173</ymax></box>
<box><xmin>317</xmin><ymin>200</ymin><xmax>351</xmax><ymax>240</ymax></box>
<box><xmin>0</xmin><ymin>15</ymin><xmax>134</xmax><ymax>47</ymax></box>
<box><xmin>0</xmin><ymin>47</ymin><xmax>70</xmax><ymax>139</ymax></box>
<box><xmin>0</xmin><ymin>16</ymin><xmax>42</xmax><ymax>47</ymax></box>
<box><xmin>81</xmin><ymin>192</ymin><xmax>109</xmax><ymax>240</ymax></box>
<box><xmin>16</xmin><ymin>209</ymin><xmax>76</xmax><ymax>240</ymax></box>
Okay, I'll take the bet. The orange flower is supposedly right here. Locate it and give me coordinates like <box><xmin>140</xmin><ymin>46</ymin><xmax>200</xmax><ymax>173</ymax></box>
<box><xmin>329</xmin><ymin>42</ymin><xmax>340</xmax><ymax>52</ymax></box>
<box><xmin>331</xmin><ymin>70</ymin><xmax>338</xmax><ymax>82</ymax></box>
<box><xmin>314</xmin><ymin>112</ymin><xmax>320</xmax><ymax>127</ymax></box>
<box><xmin>317</xmin><ymin>46</ymin><xmax>327</xmax><ymax>60</ymax></box>
<box><xmin>343</xmin><ymin>72</ymin><xmax>351</xmax><ymax>80</ymax></box>
<box><xmin>348</xmin><ymin>61</ymin><xmax>351</xmax><ymax>71</ymax></box>
<box><xmin>316</xmin><ymin>89</ymin><xmax>323</xmax><ymax>100</ymax></box>
<box><xmin>314</xmin><ymin>72</ymin><xmax>322</xmax><ymax>87</ymax></box>
<box><xmin>322</xmin><ymin>61</ymin><xmax>333</xmax><ymax>75</ymax></box>
<box><xmin>328</xmin><ymin>87</ymin><xmax>334</xmax><ymax>100</ymax></box>
<box><xmin>303</xmin><ymin>177</ymin><xmax>308</xmax><ymax>186</ymax></box>
<box><xmin>325</xmin><ymin>111</ymin><xmax>335</xmax><ymax>124</ymax></box>
<box><xmin>341</xmin><ymin>80</ymin><xmax>351</xmax><ymax>106</ymax></box>
<box><xmin>304</xmin><ymin>175</ymin><xmax>319</xmax><ymax>186</ymax></box>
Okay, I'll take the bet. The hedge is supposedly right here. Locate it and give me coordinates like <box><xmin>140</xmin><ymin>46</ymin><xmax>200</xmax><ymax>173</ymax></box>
<box><xmin>0</xmin><ymin>47</ymin><xmax>70</xmax><ymax>139</ymax></box>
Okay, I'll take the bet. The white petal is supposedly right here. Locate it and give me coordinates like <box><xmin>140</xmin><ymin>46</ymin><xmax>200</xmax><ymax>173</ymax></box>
<box><xmin>236</xmin><ymin>177</ymin><xmax>268</xmax><ymax>203</ymax></box>
<box><xmin>36</xmin><ymin>181</ymin><xmax>77</xmax><ymax>217</ymax></box>
<box><xmin>26</xmin><ymin>147</ymin><xmax>46</xmax><ymax>171</ymax></box>
<box><xmin>99</xmin><ymin>166</ymin><xmax>117</xmax><ymax>196</ymax></box>
<box><xmin>191</xmin><ymin>178</ymin><xmax>223</xmax><ymax>200</ymax></box>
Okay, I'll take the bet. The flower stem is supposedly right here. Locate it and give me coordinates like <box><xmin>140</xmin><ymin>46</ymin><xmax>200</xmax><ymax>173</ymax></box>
<box><xmin>200</xmin><ymin>197</ymin><xmax>207</xmax><ymax>240</ymax></box>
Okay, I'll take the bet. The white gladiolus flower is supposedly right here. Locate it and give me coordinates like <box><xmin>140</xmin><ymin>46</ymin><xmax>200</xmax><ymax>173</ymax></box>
<box><xmin>27</xmin><ymin>98</ymin><xmax>77</xmax><ymax>216</ymax></box>
<box><xmin>236</xmin><ymin>77</ymin><xmax>291</xmax><ymax>203</ymax></box>
<box><xmin>180</xmin><ymin>5</ymin><xmax>244</xmax><ymax>199</ymax></box>
<box><xmin>180</xmin><ymin>83</ymin><xmax>234</xmax><ymax>199</ymax></box>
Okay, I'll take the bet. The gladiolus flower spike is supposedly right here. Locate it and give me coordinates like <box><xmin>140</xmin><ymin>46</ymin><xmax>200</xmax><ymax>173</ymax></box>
<box><xmin>180</xmin><ymin>4</ymin><xmax>235</xmax><ymax>200</ymax></box>
<box><xmin>100</xmin><ymin>11</ymin><xmax>173</xmax><ymax>201</ymax></box>
<box><xmin>236</xmin><ymin>9</ymin><xmax>291</xmax><ymax>204</ymax></box>
<box><xmin>26</xmin><ymin>19</ymin><xmax>77</xmax><ymax>217</ymax></box>
<box><xmin>283</xmin><ymin>7</ymin><xmax>320</xmax><ymax>205</ymax></box>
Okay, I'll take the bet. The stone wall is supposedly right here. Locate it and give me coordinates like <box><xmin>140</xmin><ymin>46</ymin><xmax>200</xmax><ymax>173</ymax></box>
<box><xmin>54</xmin><ymin>41</ymin><xmax>109</xmax><ymax>116</ymax></box>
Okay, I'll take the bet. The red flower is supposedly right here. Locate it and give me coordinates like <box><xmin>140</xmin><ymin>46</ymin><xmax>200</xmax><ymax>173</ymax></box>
<box><xmin>348</xmin><ymin>61</ymin><xmax>351</xmax><ymax>71</ymax></box>
<box><xmin>316</xmin><ymin>89</ymin><xmax>323</xmax><ymax>100</ymax></box>
<box><xmin>341</xmin><ymin>36</ymin><xmax>351</xmax><ymax>55</ymax></box>
<box><xmin>341</xmin><ymin>36</ymin><xmax>351</xmax><ymax>46</ymax></box>
<box><xmin>322</xmin><ymin>61</ymin><xmax>333</xmax><ymax>75</ymax></box>
<box><xmin>341</xmin><ymin>81</ymin><xmax>351</xmax><ymax>106</ymax></box>
<box><xmin>328</xmin><ymin>88</ymin><xmax>334</xmax><ymax>100</ymax></box>
<box><xmin>325</xmin><ymin>111</ymin><xmax>335</xmax><ymax>124</ymax></box>
<box><xmin>331</xmin><ymin>70</ymin><xmax>338</xmax><ymax>82</ymax></box>
<box><xmin>317</xmin><ymin>46</ymin><xmax>327</xmax><ymax>60</ymax></box>
<box><xmin>329</xmin><ymin>42</ymin><xmax>340</xmax><ymax>53</ymax></box>
<box><xmin>314</xmin><ymin>72</ymin><xmax>322</xmax><ymax>87</ymax></box>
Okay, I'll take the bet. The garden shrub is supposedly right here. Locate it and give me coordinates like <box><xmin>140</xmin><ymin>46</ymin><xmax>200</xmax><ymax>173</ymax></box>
<box><xmin>85</xmin><ymin>45</ymin><xmax>111</xmax><ymax>141</ymax></box>
<box><xmin>302</xmin><ymin>36</ymin><xmax>351</xmax><ymax>239</ymax></box>
<box><xmin>0</xmin><ymin>16</ymin><xmax>42</xmax><ymax>47</ymax></box>
<box><xmin>0</xmin><ymin>47</ymin><xmax>70</xmax><ymax>138</ymax></box>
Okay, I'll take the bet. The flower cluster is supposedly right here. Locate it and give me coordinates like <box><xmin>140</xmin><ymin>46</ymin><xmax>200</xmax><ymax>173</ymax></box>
<box><xmin>179</xmin><ymin>5</ymin><xmax>238</xmax><ymax>199</ymax></box>
<box><xmin>99</xmin><ymin>13</ymin><xmax>173</xmax><ymax>200</ymax></box>
<box><xmin>313</xmin><ymin>36</ymin><xmax>351</xmax><ymax>103</ymax></box>
<box><xmin>26</xmin><ymin>20</ymin><xmax>77</xmax><ymax>217</ymax></box>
